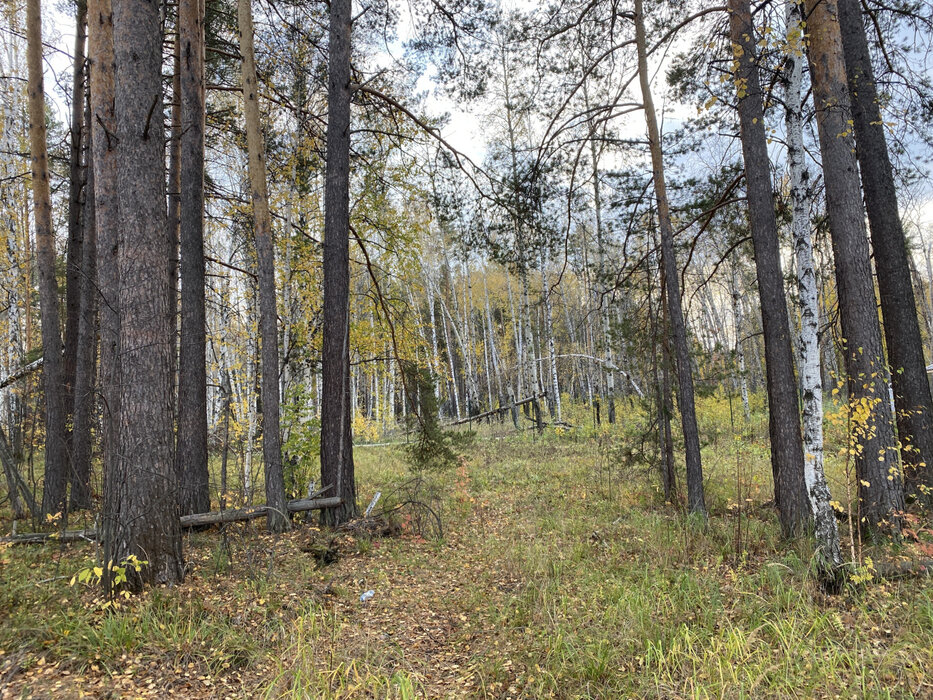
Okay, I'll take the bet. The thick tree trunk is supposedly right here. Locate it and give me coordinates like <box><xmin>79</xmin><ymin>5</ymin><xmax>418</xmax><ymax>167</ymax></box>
<box><xmin>175</xmin><ymin>0</ymin><xmax>210</xmax><ymax>516</ymax></box>
<box><xmin>805</xmin><ymin>0</ymin><xmax>903</xmax><ymax>534</ymax></box>
<box><xmin>784</xmin><ymin>0</ymin><xmax>842</xmax><ymax>571</ymax></box>
<box><xmin>27</xmin><ymin>0</ymin><xmax>68</xmax><ymax>518</ymax></box>
<box><xmin>107</xmin><ymin>0</ymin><xmax>184</xmax><ymax>589</ymax></box>
<box><xmin>729</xmin><ymin>0</ymin><xmax>809</xmax><ymax>537</ymax></box>
<box><xmin>319</xmin><ymin>0</ymin><xmax>358</xmax><ymax>527</ymax></box>
<box><xmin>635</xmin><ymin>0</ymin><xmax>706</xmax><ymax>518</ymax></box>
<box><xmin>837</xmin><ymin>0</ymin><xmax>933</xmax><ymax>498</ymax></box>
<box><xmin>238</xmin><ymin>0</ymin><xmax>287</xmax><ymax>531</ymax></box>
<box><xmin>168</xmin><ymin>14</ymin><xmax>181</xmax><ymax>409</ymax></box>
<box><xmin>88</xmin><ymin>0</ymin><xmax>120</xmax><ymax>539</ymax></box>
<box><xmin>62</xmin><ymin>0</ymin><xmax>88</xmax><ymax>463</ymax></box>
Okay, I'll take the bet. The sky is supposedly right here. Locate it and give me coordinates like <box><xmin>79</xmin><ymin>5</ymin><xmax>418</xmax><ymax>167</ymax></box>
<box><xmin>29</xmin><ymin>0</ymin><xmax>933</xmax><ymax>235</ymax></box>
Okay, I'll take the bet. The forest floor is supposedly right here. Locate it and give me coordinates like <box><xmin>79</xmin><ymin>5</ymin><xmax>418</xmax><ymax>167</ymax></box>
<box><xmin>2</xmin><ymin>401</ymin><xmax>933</xmax><ymax>698</ymax></box>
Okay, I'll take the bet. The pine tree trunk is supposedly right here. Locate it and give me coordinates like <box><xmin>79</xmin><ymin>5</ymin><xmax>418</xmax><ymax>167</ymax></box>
<box><xmin>837</xmin><ymin>0</ymin><xmax>933</xmax><ymax>498</ymax></box>
<box><xmin>649</xmin><ymin>252</ymin><xmax>676</xmax><ymax>502</ymax></box>
<box><xmin>635</xmin><ymin>0</ymin><xmax>706</xmax><ymax>517</ymax></box>
<box><xmin>88</xmin><ymin>0</ymin><xmax>120</xmax><ymax>537</ymax></box>
<box><xmin>168</xmin><ymin>15</ymin><xmax>181</xmax><ymax>410</ymax></box>
<box><xmin>805</xmin><ymin>0</ymin><xmax>904</xmax><ymax>533</ymax></box>
<box><xmin>238</xmin><ymin>0</ymin><xmax>287</xmax><ymax>531</ymax></box>
<box><xmin>107</xmin><ymin>0</ymin><xmax>183</xmax><ymax>588</ymax></box>
<box><xmin>62</xmin><ymin>0</ymin><xmax>88</xmax><ymax>463</ymax></box>
<box><xmin>729</xmin><ymin>0</ymin><xmax>809</xmax><ymax>536</ymax></box>
<box><xmin>27</xmin><ymin>0</ymin><xmax>68</xmax><ymax>518</ymax></box>
<box><xmin>69</xmin><ymin>114</ymin><xmax>97</xmax><ymax>512</ymax></box>
<box><xmin>175</xmin><ymin>0</ymin><xmax>210</xmax><ymax>516</ymax></box>
<box><xmin>319</xmin><ymin>0</ymin><xmax>358</xmax><ymax>526</ymax></box>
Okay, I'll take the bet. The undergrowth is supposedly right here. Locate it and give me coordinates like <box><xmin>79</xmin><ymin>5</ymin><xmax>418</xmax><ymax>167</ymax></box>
<box><xmin>1</xmin><ymin>394</ymin><xmax>931</xmax><ymax>697</ymax></box>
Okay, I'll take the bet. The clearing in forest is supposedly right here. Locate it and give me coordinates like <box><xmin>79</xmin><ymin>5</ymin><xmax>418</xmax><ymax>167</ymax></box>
<box><xmin>2</xmin><ymin>423</ymin><xmax>933</xmax><ymax>698</ymax></box>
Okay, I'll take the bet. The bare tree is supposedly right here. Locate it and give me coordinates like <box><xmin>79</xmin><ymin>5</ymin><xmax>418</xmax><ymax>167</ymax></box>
<box><xmin>26</xmin><ymin>0</ymin><xmax>68</xmax><ymax>517</ymax></box>
<box><xmin>238</xmin><ymin>0</ymin><xmax>287</xmax><ymax>531</ymax></box>
<box><xmin>635</xmin><ymin>0</ymin><xmax>706</xmax><ymax>518</ymax></box>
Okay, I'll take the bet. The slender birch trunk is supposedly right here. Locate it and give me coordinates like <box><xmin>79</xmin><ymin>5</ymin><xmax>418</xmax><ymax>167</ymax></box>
<box><xmin>785</xmin><ymin>0</ymin><xmax>842</xmax><ymax>570</ymax></box>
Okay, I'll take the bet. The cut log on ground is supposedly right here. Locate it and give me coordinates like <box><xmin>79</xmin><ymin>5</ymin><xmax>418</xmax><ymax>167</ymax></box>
<box><xmin>1</xmin><ymin>496</ymin><xmax>343</xmax><ymax>544</ymax></box>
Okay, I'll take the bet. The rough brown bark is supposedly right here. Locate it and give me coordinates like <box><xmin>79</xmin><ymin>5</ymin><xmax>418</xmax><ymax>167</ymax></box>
<box><xmin>62</xmin><ymin>0</ymin><xmax>88</xmax><ymax>463</ymax></box>
<box><xmin>238</xmin><ymin>0</ymin><xmax>287</xmax><ymax>532</ymax></box>
<box><xmin>635</xmin><ymin>0</ymin><xmax>706</xmax><ymax>518</ymax></box>
<box><xmin>320</xmin><ymin>0</ymin><xmax>359</xmax><ymax>527</ymax></box>
<box><xmin>837</xmin><ymin>0</ymin><xmax>933</xmax><ymax>499</ymax></box>
<box><xmin>87</xmin><ymin>0</ymin><xmax>120</xmax><ymax>540</ymax></box>
<box><xmin>69</xmin><ymin>110</ymin><xmax>97</xmax><ymax>512</ymax></box>
<box><xmin>805</xmin><ymin>0</ymin><xmax>904</xmax><ymax>533</ymax></box>
<box><xmin>175</xmin><ymin>0</ymin><xmax>210</xmax><ymax>516</ymax></box>
<box><xmin>107</xmin><ymin>0</ymin><xmax>184</xmax><ymax>589</ymax></box>
<box><xmin>168</xmin><ymin>15</ymin><xmax>181</xmax><ymax>417</ymax></box>
<box><xmin>729</xmin><ymin>0</ymin><xmax>809</xmax><ymax>536</ymax></box>
<box><xmin>26</xmin><ymin>0</ymin><xmax>68</xmax><ymax>518</ymax></box>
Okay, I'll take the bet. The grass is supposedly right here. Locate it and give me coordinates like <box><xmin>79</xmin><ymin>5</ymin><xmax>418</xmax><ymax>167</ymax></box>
<box><xmin>1</xmin><ymin>393</ymin><xmax>932</xmax><ymax>697</ymax></box>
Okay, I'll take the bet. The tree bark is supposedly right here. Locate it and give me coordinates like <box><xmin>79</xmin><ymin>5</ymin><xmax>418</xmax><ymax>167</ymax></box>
<box><xmin>805</xmin><ymin>0</ymin><xmax>904</xmax><ymax>534</ymax></box>
<box><xmin>87</xmin><ymin>0</ymin><xmax>120</xmax><ymax>542</ymax></box>
<box><xmin>319</xmin><ymin>0</ymin><xmax>359</xmax><ymax>526</ymax></box>
<box><xmin>62</xmin><ymin>0</ymin><xmax>88</xmax><ymax>465</ymax></box>
<box><xmin>728</xmin><ymin>0</ymin><xmax>809</xmax><ymax>537</ymax></box>
<box><xmin>26</xmin><ymin>0</ymin><xmax>68</xmax><ymax>518</ymax></box>
<box><xmin>69</xmin><ymin>112</ymin><xmax>97</xmax><ymax>512</ymax></box>
<box><xmin>107</xmin><ymin>0</ymin><xmax>184</xmax><ymax>588</ymax></box>
<box><xmin>176</xmin><ymin>0</ymin><xmax>210</xmax><ymax>516</ymax></box>
<box><xmin>635</xmin><ymin>0</ymin><xmax>706</xmax><ymax>518</ymax></box>
<box><xmin>168</xmin><ymin>11</ymin><xmax>181</xmax><ymax>412</ymax></box>
<box><xmin>238</xmin><ymin>0</ymin><xmax>287</xmax><ymax>531</ymax></box>
<box><xmin>837</xmin><ymin>0</ymin><xmax>933</xmax><ymax>499</ymax></box>
<box><xmin>784</xmin><ymin>0</ymin><xmax>843</xmax><ymax>572</ymax></box>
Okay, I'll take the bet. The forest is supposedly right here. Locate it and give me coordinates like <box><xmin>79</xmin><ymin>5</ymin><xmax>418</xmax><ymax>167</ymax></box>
<box><xmin>1</xmin><ymin>0</ymin><xmax>933</xmax><ymax>695</ymax></box>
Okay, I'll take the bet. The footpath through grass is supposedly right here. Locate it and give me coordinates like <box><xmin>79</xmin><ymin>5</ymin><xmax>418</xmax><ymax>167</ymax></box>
<box><xmin>2</xmin><ymin>426</ymin><xmax>933</xmax><ymax>698</ymax></box>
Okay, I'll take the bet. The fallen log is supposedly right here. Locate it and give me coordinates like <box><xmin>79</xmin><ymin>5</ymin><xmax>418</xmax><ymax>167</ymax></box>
<box><xmin>179</xmin><ymin>505</ymin><xmax>270</xmax><ymax>528</ymax></box>
<box><xmin>447</xmin><ymin>394</ymin><xmax>544</xmax><ymax>427</ymax></box>
<box><xmin>2</xmin><ymin>497</ymin><xmax>344</xmax><ymax>544</ymax></box>
<box><xmin>287</xmin><ymin>496</ymin><xmax>342</xmax><ymax>513</ymax></box>
<box><xmin>2</xmin><ymin>528</ymin><xmax>97</xmax><ymax>545</ymax></box>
